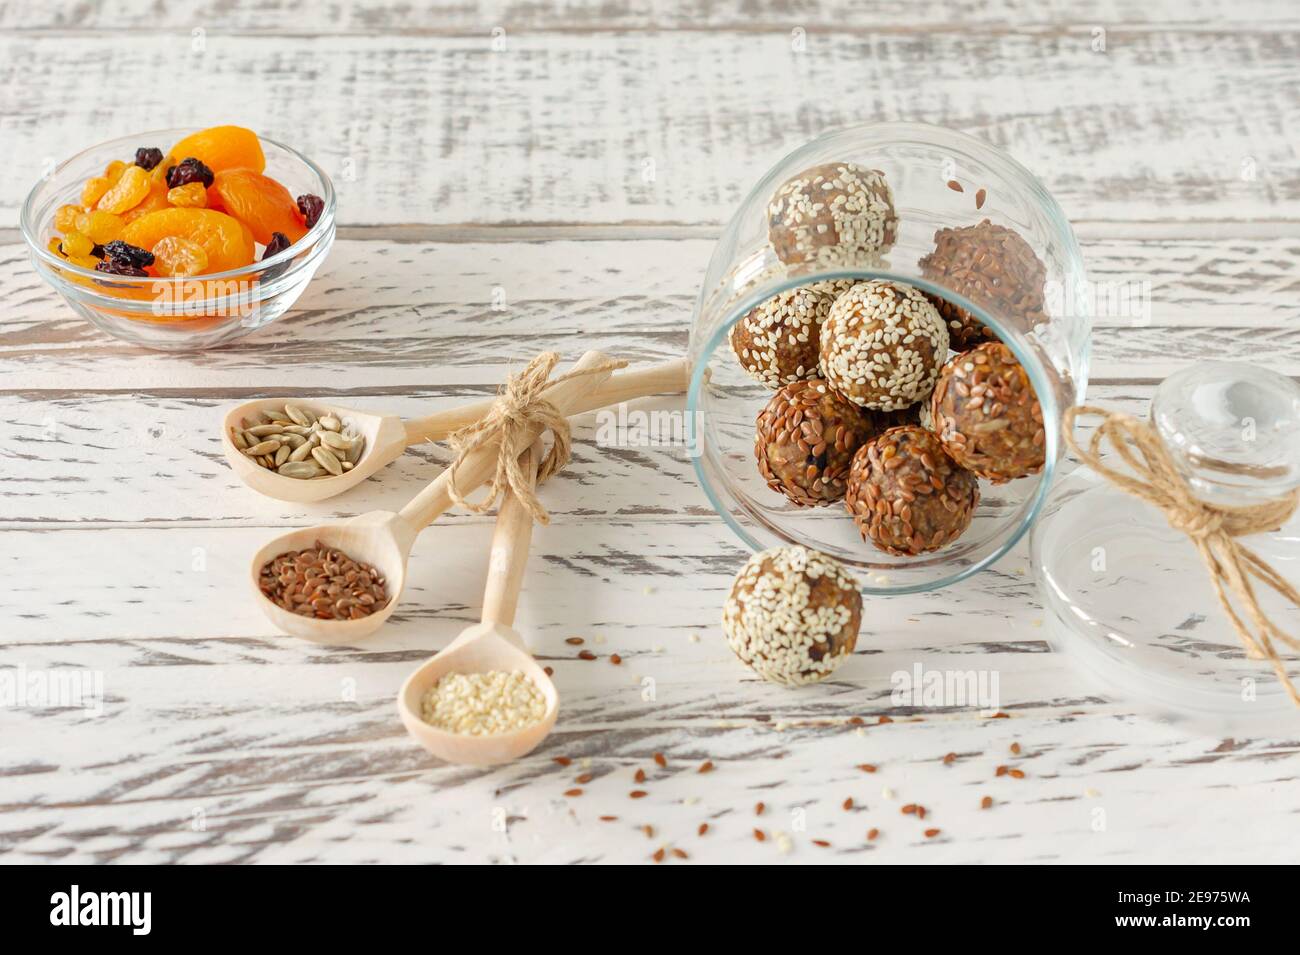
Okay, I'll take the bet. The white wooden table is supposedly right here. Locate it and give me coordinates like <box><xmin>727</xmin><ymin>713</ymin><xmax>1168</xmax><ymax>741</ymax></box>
<box><xmin>2</xmin><ymin>0</ymin><xmax>1297</xmax><ymax>865</ymax></box>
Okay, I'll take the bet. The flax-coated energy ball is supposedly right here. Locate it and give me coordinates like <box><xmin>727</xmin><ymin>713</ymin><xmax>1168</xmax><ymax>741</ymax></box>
<box><xmin>930</xmin><ymin>341</ymin><xmax>1046</xmax><ymax>483</ymax></box>
<box><xmin>918</xmin><ymin>219</ymin><xmax>1049</xmax><ymax>351</ymax></box>
<box><xmin>723</xmin><ymin>545</ymin><xmax>862</xmax><ymax>686</ymax></box>
<box><xmin>845</xmin><ymin>426</ymin><xmax>979</xmax><ymax>556</ymax></box>
<box><xmin>818</xmin><ymin>280</ymin><xmax>949</xmax><ymax>412</ymax></box>
<box><xmin>767</xmin><ymin>163</ymin><xmax>898</xmax><ymax>267</ymax></box>
<box><xmin>754</xmin><ymin>378</ymin><xmax>877</xmax><ymax>507</ymax></box>
<box><xmin>730</xmin><ymin>285</ymin><xmax>836</xmax><ymax>389</ymax></box>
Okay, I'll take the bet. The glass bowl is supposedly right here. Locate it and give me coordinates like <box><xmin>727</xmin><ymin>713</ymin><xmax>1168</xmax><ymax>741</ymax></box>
<box><xmin>20</xmin><ymin>128</ymin><xmax>336</xmax><ymax>351</ymax></box>
<box><xmin>688</xmin><ymin>122</ymin><xmax>1091</xmax><ymax>594</ymax></box>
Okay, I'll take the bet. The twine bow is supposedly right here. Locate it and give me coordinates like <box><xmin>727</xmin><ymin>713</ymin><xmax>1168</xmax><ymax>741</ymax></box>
<box><xmin>444</xmin><ymin>352</ymin><xmax>627</xmax><ymax>524</ymax></box>
<box><xmin>1064</xmin><ymin>406</ymin><xmax>1300</xmax><ymax>707</ymax></box>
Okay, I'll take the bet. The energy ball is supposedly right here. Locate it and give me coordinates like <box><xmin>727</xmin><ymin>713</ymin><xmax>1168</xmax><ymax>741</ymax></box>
<box><xmin>768</xmin><ymin>163</ymin><xmax>898</xmax><ymax>267</ymax></box>
<box><xmin>930</xmin><ymin>341</ymin><xmax>1046</xmax><ymax>483</ymax></box>
<box><xmin>723</xmin><ymin>545</ymin><xmax>862</xmax><ymax>686</ymax></box>
<box><xmin>818</xmin><ymin>280</ymin><xmax>949</xmax><ymax>412</ymax></box>
<box><xmin>845</xmin><ymin>426</ymin><xmax>980</xmax><ymax>556</ymax></box>
<box><xmin>918</xmin><ymin>219</ymin><xmax>1049</xmax><ymax>351</ymax></box>
<box><xmin>730</xmin><ymin>285</ymin><xmax>836</xmax><ymax>389</ymax></box>
<box><xmin>755</xmin><ymin>379</ymin><xmax>876</xmax><ymax>506</ymax></box>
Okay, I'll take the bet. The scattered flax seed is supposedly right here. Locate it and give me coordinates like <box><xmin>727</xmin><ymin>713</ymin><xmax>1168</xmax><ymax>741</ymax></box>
<box><xmin>867</xmin><ymin>827</ymin><xmax>880</xmax><ymax>841</ymax></box>
<box><xmin>753</xmin><ymin>828</ymin><xmax>767</xmax><ymax>842</ymax></box>
<box><xmin>857</xmin><ymin>763</ymin><xmax>877</xmax><ymax>773</ymax></box>
<box><xmin>924</xmin><ymin>828</ymin><xmax>941</xmax><ymax>838</ymax></box>
<box><xmin>698</xmin><ymin>760</ymin><xmax>715</xmax><ymax>773</ymax></box>
<box><xmin>917</xmin><ymin>806</ymin><xmax>927</xmax><ymax>820</ymax></box>
<box><xmin>653</xmin><ymin>848</ymin><xmax>665</xmax><ymax>863</ymax></box>
<box><xmin>901</xmin><ymin>804</ymin><xmax>917</xmax><ymax>815</ymax></box>
<box><xmin>577</xmin><ymin>650</ymin><xmax>596</xmax><ymax>661</ymax></box>
<box><xmin>943</xmin><ymin>752</ymin><xmax>957</xmax><ymax>764</ymax></box>
<box><xmin>672</xmin><ymin>848</ymin><xmax>688</xmax><ymax>860</ymax></box>
<box><xmin>812</xmin><ymin>839</ymin><xmax>831</xmax><ymax>847</ymax></box>
<box><xmin>565</xmin><ymin>637</ymin><xmax>584</xmax><ymax>645</ymax></box>
<box><xmin>654</xmin><ymin>752</ymin><xmax>667</xmax><ymax>768</ymax></box>
<box><xmin>575</xmin><ymin>773</ymin><xmax>594</xmax><ymax>784</ymax></box>
<box><xmin>947</xmin><ymin>179</ymin><xmax>963</xmax><ymax>193</ymax></box>
<box><xmin>698</xmin><ymin>823</ymin><xmax>709</xmax><ymax>836</ymax></box>
<box><xmin>990</xmin><ymin>711</ymin><xmax>1010</xmax><ymax>719</ymax></box>
<box><xmin>755</xmin><ymin>802</ymin><xmax>766</xmax><ymax>816</ymax></box>
<box><xmin>610</xmin><ymin>654</ymin><xmax>622</xmax><ymax>665</ymax></box>
<box><xmin>553</xmin><ymin>757</ymin><xmax>572</xmax><ymax>767</ymax></box>
<box><xmin>599</xmin><ymin>815</ymin><xmax>618</xmax><ymax>821</ymax></box>
<box><xmin>995</xmin><ymin>765</ymin><xmax>1008</xmax><ymax>777</ymax></box>
<box><xmin>634</xmin><ymin>768</ymin><xmax>647</xmax><ymax>784</ymax></box>
<box><xmin>563</xmin><ymin>788</ymin><xmax>584</xmax><ymax>797</ymax></box>
<box><xmin>630</xmin><ymin>790</ymin><xmax>648</xmax><ymax>799</ymax></box>
<box><xmin>1009</xmin><ymin>769</ymin><xmax>1026</xmax><ymax>779</ymax></box>
<box><xmin>1010</xmin><ymin>742</ymin><xmax>1022</xmax><ymax>755</ymax></box>
<box><xmin>848</xmin><ymin>716</ymin><xmax>864</xmax><ymax>726</ymax></box>
<box><xmin>843</xmin><ymin>797</ymin><xmax>854</xmax><ymax>811</ymax></box>
<box><xmin>981</xmin><ymin>796</ymin><xmax>994</xmax><ymax>809</ymax></box>
<box><xmin>879</xmin><ymin>716</ymin><xmax>893</xmax><ymax>724</ymax></box>
<box><xmin>975</xmin><ymin>188</ymin><xmax>987</xmax><ymax>210</ymax></box>
<box><xmin>543</xmin><ymin>666</ymin><xmax>554</xmax><ymax>676</ymax></box>
<box><xmin>643</xmin><ymin>825</ymin><xmax>655</xmax><ymax>838</ymax></box>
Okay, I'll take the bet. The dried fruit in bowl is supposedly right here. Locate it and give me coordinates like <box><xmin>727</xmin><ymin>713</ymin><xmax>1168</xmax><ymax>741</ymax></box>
<box><xmin>166</xmin><ymin>182</ymin><xmax>208</xmax><ymax>208</ymax></box>
<box><xmin>167</xmin><ymin>125</ymin><xmax>265</xmax><ymax>176</ymax></box>
<box><xmin>211</xmin><ymin>169</ymin><xmax>306</xmax><ymax>244</ymax></box>
<box><xmin>97</xmin><ymin>165</ymin><xmax>152</xmax><ymax>214</ymax></box>
<box><xmin>151</xmin><ymin>236</ymin><xmax>209</xmax><ymax>277</ymax></box>
<box><xmin>123</xmin><ymin>181</ymin><xmax>170</xmax><ymax>223</ymax></box>
<box><xmin>120</xmin><ymin>208</ymin><xmax>255</xmax><ymax>274</ymax></box>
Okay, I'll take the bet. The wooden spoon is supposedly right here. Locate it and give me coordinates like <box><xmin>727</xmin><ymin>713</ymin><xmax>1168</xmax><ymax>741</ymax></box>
<box><xmin>397</xmin><ymin>441</ymin><xmax>557</xmax><ymax>766</ymax></box>
<box><xmin>223</xmin><ymin>358</ymin><xmax>689</xmax><ymax>503</ymax></box>
<box><xmin>250</xmin><ymin>350</ymin><xmax>617</xmax><ymax>644</ymax></box>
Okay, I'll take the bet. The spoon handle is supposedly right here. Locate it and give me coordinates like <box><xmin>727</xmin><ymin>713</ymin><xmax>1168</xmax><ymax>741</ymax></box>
<box><xmin>481</xmin><ymin>441</ymin><xmax>542</xmax><ymax>628</ymax></box>
<box><xmin>396</xmin><ymin>350</ymin><xmax>617</xmax><ymax>532</ymax></box>
<box><xmin>401</xmin><ymin>357</ymin><xmax>690</xmax><ymax>445</ymax></box>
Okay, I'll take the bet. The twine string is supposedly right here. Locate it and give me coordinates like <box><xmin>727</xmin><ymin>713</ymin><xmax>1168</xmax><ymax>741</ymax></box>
<box><xmin>1063</xmin><ymin>405</ymin><xmax>1300</xmax><ymax>707</ymax></box>
<box><xmin>444</xmin><ymin>352</ymin><xmax>627</xmax><ymax>525</ymax></box>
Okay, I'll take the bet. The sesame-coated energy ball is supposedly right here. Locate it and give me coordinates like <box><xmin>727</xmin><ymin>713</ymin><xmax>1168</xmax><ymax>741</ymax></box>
<box><xmin>918</xmin><ymin>219</ymin><xmax>1049</xmax><ymax>351</ymax></box>
<box><xmin>818</xmin><ymin>280</ymin><xmax>949</xmax><ymax>412</ymax></box>
<box><xmin>730</xmin><ymin>285</ymin><xmax>836</xmax><ymax>389</ymax></box>
<box><xmin>723</xmin><ymin>545</ymin><xmax>862</xmax><ymax>686</ymax></box>
<box><xmin>930</xmin><ymin>341</ymin><xmax>1046</xmax><ymax>483</ymax></box>
<box><xmin>804</xmin><ymin>277</ymin><xmax>860</xmax><ymax>302</ymax></box>
<box><xmin>755</xmin><ymin>379</ymin><xmax>877</xmax><ymax>507</ymax></box>
<box><xmin>767</xmin><ymin>163</ymin><xmax>898</xmax><ymax>267</ymax></box>
<box><xmin>845</xmin><ymin>426</ymin><xmax>980</xmax><ymax>556</ymax></box>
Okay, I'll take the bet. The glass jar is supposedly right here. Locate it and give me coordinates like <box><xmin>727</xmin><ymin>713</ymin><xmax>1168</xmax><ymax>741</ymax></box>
<box><xmin>688</xmin><ymin>122</ymin><xmax>1091</xmax><ymax>593</ymax></box>
<box><xmin>1032</xmin><ymin>361</ymin><xmax>1300</xmax><ymax>729</ymax></box>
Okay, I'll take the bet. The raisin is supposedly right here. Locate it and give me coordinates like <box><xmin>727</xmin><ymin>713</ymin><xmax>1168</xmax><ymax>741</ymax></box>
<box><xmin>296</xmin><ymin>194</ymin><xmax>324</xmax><ymax>228</ymax></box>
<box><xmin>135</xmin><ymin>147</ymin><xmax>164</xmax><ymax>171</ymax></box>
<box><xmin>91</xmin><ymin>243</ymin><xmax>106</xmax><ymax>258</ymax></box>
<box><xmin>102</xmin><ymin>240</ymin><xmax>155</xmax><ymax>269</ymax></box>
<box><xmin>95</xmin><ymin>259</ymin><xmax>148</xmax><ymax>277</ymax></box>
<box><xmin>166</xmin><ymin>157</ymin><xmax>215</xmax><ymax>190</ymax></box>
<box><xmin>263</xmin><ymin>231</ymin><xmax>291</xmax><ymax>259</ymax></box>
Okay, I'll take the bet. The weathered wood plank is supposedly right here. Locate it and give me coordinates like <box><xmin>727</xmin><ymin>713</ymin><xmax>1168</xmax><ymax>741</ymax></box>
<box><xmin>2</xmin><ymin>29</ymin><xmax>1297</xmax><ymax>226</ymax></box>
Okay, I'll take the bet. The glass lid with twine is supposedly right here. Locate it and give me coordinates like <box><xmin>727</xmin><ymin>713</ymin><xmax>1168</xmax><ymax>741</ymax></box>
<box><xmin>1031</xmin><ymin>361</ymin><xmax>1300</xmax><ymax>727</ymax></box>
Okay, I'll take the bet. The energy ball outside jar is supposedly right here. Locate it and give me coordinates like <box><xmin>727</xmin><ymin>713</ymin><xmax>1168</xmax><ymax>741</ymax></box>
<box><xmin>819</xmin><ymin>280</ymin><xmax>949</xmax><ymax>412</ymax></box>
<box><xmin>930</xmin><ymin>341</ymin><xmax>1046</xmax><ymax>483</ymax></box>
<box><xmin>767</xmin><ymin>163</ymin><xmax>898</xmax><ymax>267</ymax></box>
<box><xmin>845</xmin><ymin>426</ymin><xmax>980</xmax><ymax>556</ymax></box>
<box><xmin>755</xmin><ymin>378</ymin><xmax>877</xmax><ymax>507</ymax></box>
<box><xmin>723</xmin><ymin>545</ymin><xmax>862</xmax><ymax>686</ymax></box>
<box><xmin>729</xmin><ymin>285</ymin><xmax>836</xmax><ymax>389</ymax></box>
<box><xmin>918</xmin><ymin>219</ymin><xmax>1049</xmax><ymax>351</ymax></box>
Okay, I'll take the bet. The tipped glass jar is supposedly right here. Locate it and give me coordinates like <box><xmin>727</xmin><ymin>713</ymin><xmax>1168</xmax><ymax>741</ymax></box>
<box><xmin>688</xmin><ymin>122</ymin><xmax>1091</xmax><ymax>594</ymax></box>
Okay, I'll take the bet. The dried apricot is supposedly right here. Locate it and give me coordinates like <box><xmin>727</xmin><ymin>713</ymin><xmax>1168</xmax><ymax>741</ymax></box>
<box><xmin>123</xmin><ymin>181</ymin><xmax>170</xmax><ymax>224</ymax></box>
<box><xmin>104</xmin><ymin>160</ymin><xmax>127</xmax><ymax>183</ymax></box>
<box><xmin>151</xmin><ymin>236</ymin><xmax>209</xmax><ymax>277</ymax></box>
<box><xmin>81</xmin><ymin>176</ymin><xmax>112</xmax><ymax>207</ymax></box>
<box><xmin>120</xmin><ymin>208</ymin><xmax>255</xmax><ymax>274</ymax></box>
<box><xmin>47</xmin><ymin>236</ymin><xmax>66</xmax><ymax>258</ymax></box>
<box><xmin>60</xmin><ymin>231</ymin><xmax>95</xmax><ymax>257</ymax></box>
<box><xmin>97</xmin><ymin>165</ymin><xmax>152</xmax><ymax>215</ymax></box>
<box><xmin>74</xmin><ymin>210</ymin><xmax>125</xmax><ymax>245</ymax></box>
<box><xmin>211</xmin><ymin>169</ymin><xmax>306</xmax><ymax>245</ymax></box>
<box><xmin>54</xmin><ymin>204</ymin><xmax>81</xmax><ymax>232</ymax></box>
<box><xmin>167</xmin><ymin>183</ymin><xmax>208</xmax><ymax>208</ymax></box>
<box><xmin>167</xmin><ymin>125</ymin><xmax>265</xmax><ymax>175</ymax></box>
